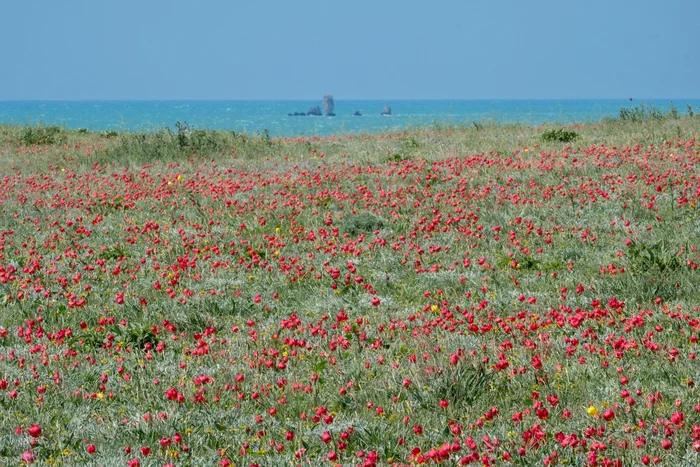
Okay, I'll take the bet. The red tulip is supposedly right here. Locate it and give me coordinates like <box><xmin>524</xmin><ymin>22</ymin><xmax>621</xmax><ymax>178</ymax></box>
<box><xmin>22</xmin><ymin>450</ymin><xmax>36</xmax><ymax>463</ymax></box>
<box><xmin>28</xmin><ymin>425</ymin><xmax>42</xmax><ymax>438</ymax></box>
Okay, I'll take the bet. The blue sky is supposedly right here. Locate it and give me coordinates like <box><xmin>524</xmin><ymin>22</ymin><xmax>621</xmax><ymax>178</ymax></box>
<box><xmin>1</xmin><ymin>0</ymin><xmax>698</xmax><ymax>100</ymax></box>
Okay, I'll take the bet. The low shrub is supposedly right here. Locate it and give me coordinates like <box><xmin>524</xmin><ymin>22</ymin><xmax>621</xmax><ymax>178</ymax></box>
<box><xmin>20</xmin><ymin>125</ymin><xmax>67</xmax><ymax>145</ymax></box>
<box><xmin>619</xmin><ymin>103</ymin><xmax>664</xmax><ymax>122</ymax></box>
<box><xmin>342</xmin><ymin>212</ymin><xmax>385</xmax><ymax>236</ymax></box>
<box><xmin>541</xmin><ymin>128</ymin><xmax>579</xmax><ymax>143</ymax></box>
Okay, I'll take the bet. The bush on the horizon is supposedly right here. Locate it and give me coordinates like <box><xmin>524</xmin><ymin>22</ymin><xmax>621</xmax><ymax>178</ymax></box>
<box><xmin>19</xmin><ymin>125</ymin><xmax>68</xmax><ymax>146</ymax></box>
<box><xmin>541</xmin><ymin>128</ymin><xmax>579</xmax><ymax>143</ymax></box>
<box><xmin>616</xmin><ymin>102</ymin><xmax>681</xmax><ymax>122</ymax></box>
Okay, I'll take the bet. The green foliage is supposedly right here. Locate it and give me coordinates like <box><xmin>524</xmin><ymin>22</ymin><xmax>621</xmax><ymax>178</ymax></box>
<box><xmin>626</xmin><ymin>240</ymin><xmax>680</xmax><ymax>274</ymax></box>
<box><xmin>606</xmin><ymin>101</ymin><xmax>696</xmax><ymax>124</ymax></box>
<box><xmin>385</xmin><ymin>152</ymin><xmax>408</xmax><ymax>163</ymax></box>
<box><xmin>72</xmin><ymin>323</ymin><xmax>161</xmax><ymax>351</ymax></box>
<box><xmin>382</xmin><ymin>137</ymin><xmax>420</xmax><ymax>163</ymax></box>
<box><xmin>173</xmin><ymin>121</ymin><xmax>252</xmax><ymax>153</ymax></box>
<box><xmin>19</xmin><ymin>125</ymin><xmax>67</xmax><ymax>145</ymax></box>
<box><xmin>667</xmin><ymin>102</ymin><xmax>679</xmax><ymax>119</ymax></box>
<box><xmin>619</xmin><ymin>102</ymin><xmax>664</xmax><ymax>122</ymax></box>
<box><xmin>497</xmin><ymin>254</ymin><xmax>561</xmax><ymax>272</ymax></box>
<box><xmin>403</xmin><ymin>136</ymin><xmax>420</xmax><ymax>149</ymax></box>
<box><xmin>622</xmin><ymin>239</ymin><xmax>683</xmax><ymax>302</ymax></box>
<box><xmin>431</xmin><ymin>364</ymin><xmax>491</xmax><ymax>408</ymax></box>
<box><xmin>342</xmin><ymin>212</ymin><xmax>385</xmax><ymax>236</ymax></box>
<box><xmin>66</xmin><ymin>330</ymin><xmax>104</xmax><ymax>352</ymax></box>
<box><xmin>117</xmin><ymin>323</ymin><xmax>161</xmax><ymax>350</ymax></box>
<box><xmin>98</xmin><ymin>245</ymin><xmax>129</xmax><ymax>261</ymax></box>
<box><xmin>497</xmin><ymin>254</ymin><xmax>539</xmax><ymax>270</ymax></box>
<box><xmin>541</xmin><ymin>128</ymin><xmax>579</xmax><ymax>143</ymax></box>
<box><xmin>95</xmin><ymin>123</ymin><xmax>280</xmax><ymax>162</ymax></box>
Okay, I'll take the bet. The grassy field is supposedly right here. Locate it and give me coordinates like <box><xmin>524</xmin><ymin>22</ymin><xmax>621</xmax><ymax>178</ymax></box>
<box><xmin>0</xmin><ymin>115</ymin><xmax>699</xmax><ymax>466</ymax></box>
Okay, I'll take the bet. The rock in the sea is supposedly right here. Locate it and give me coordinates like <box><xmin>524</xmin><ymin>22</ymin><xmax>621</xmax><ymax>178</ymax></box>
<box><xmin>381</xmin><ymin>104</ymin><xmax>392</xmax><ymax>116</ymax></box>
<box><xmin>307</xmin><ymin>106</ymin><xmax>322</xmax><ymax>116</ymax></box>
<box><xmin>323</xmin><ymin>95</ymin><xmax>335</xmax><ymax>116</ymax></box>
<box><xmin>288</xmin><ymin>112</ymin><xmax>307</xmax><ymax>116</ymax></box>
<box><xmin>352</xmin><ymin>110</ymin><xmax>363</xmax><ymax>116</ymax></box>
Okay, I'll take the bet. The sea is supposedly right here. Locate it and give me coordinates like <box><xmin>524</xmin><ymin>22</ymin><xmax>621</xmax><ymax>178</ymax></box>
<box><xmin>1</xmin><ymin>99</ymin><xmax>698</xmax><ymax>137</ymax></box>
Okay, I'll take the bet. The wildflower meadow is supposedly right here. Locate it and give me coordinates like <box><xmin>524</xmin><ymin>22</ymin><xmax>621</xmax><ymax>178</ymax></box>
<box><xmin>1</xmin><ymin>116</ymin><xmax>699</xmax><ymax>466</ymax></box>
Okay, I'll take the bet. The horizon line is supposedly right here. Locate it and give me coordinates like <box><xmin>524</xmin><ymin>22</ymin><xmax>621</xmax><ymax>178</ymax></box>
<box><xmin>2</xmin><ymin>97</ymin><xmax>700</xmax><ymax>103</ymax></box>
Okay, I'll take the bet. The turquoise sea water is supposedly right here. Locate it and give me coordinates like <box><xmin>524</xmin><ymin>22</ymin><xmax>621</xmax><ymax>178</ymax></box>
<box><xmin>1</xmin><ymin>99</ymin><xmax>699</xmax><ymax>137</ymax></box>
